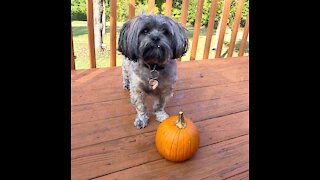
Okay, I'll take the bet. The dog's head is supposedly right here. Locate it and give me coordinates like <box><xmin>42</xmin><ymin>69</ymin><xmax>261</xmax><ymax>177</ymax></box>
<box><xmin>118</xmin><ymin>14</ymin><xmax>188</xmax><ymax>65</ymax></box>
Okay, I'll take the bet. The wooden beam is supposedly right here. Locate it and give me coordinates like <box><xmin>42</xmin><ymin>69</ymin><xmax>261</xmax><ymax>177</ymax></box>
<box><xmin>190</xmin><ymin>0</ymin><xmax>205</xmax><ymax>61</ymax></box>
<box><xmin>180</xmin><ymin>0</ymin><xmax>189</xmax><ymax>27</ymax></box>
<box><xmin>227</xmin><ymin>0</ymin><xmax>245</xmax><ymax>57</ymax></box>
<box><xmin>177</xmin><ymin>0</ymin><xmax>189</xmax><ymax>62</ymax></box>
<box><xmin>129</xmin><ymin>0</ymin><xmax>135</xmax><ymax>19</ymax></box>
<box><xmin>110</xmin><ymin>0</ymin><xmax>117</xmax><ymax>67</ymax></box>
<box><xmin>203</xmin><ymin>0</ymin><xmax>218</xmax><ymax>60</ymax></box>
<box><xmin>71</xmin><ymin>30</ymin><xmax>75</xmax><ymax>70</ymax></box>
<box><xmin>86</xmin><ymin>0</ymin><xmax>96</xmax><ymax>68</ymax></box>
<box><xmin>215</xmin><ymin>0</ymin><xmax>232</xmax><ymax>58</ymax></box>
<box><xmin>165</xmin><ymin>0</ymin><xmax>172</xmax><ymax>16</ymax></box>
<box><xmin>148</xmin><ymin>0</ymin><xmax>155</xmax><ymax>14</ymax></box>
<box><xmin>238</xmin><ymin>13</ymin><xmax>249</xmax><ymax>57</ymax></box>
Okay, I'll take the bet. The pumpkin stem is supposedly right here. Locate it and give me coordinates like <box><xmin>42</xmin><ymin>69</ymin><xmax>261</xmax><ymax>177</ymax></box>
<box><xmin>176</xmin><ymin>111</ymin><xmax>187</xmax><ymax>129</ymax></box>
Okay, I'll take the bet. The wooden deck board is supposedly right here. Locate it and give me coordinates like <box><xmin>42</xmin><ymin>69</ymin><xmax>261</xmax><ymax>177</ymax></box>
<box><xmin>71</xmin><ymin>80</ymin><xmax>248</xmax><ymax>125</ymax></box>
<box><xmin>71</xmin><ymin>57</ymin><xmax>248</xmax><ymax>106</ymax></box>
<box><xmin>72</xmin><ymin>111</ymin><xmax>248</xmax><ymax>180</ymax></box>
<box><xmin>94</xmin><ymin>135</ymin><xmax>248</xmax><ymax>180</ymax></box>
<box><xmin>224</xmin><ymin>170</ymin><xmax>249</xmax><ymax>180</ymax></box>
<box><xmin>71</xmin><ymin>93</ymin><xmax>248</xmax><ymax>149</ymax></box>
<box><xmin>71</xmin><ymin>57</ymin><xmax>249</xmax><ymax>179</ymax></box>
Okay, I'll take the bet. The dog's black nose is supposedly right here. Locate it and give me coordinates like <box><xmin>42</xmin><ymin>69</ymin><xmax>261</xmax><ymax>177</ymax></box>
<box><xmin>150</xmin><ymin>36</ymin><xmax>160</xmax><ymax>42</ymax></box>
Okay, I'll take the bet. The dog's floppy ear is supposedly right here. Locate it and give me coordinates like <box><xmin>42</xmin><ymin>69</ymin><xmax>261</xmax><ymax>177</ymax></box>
<box><xmin>118</xmin><ymin>19</ymin><xmax>139</xmax><ymax>61</ymax></box>
<box><xmin>170</xmin><ymin>21</ymin><xmax>189</xmax><ymax>59</ymax></box>
<box><xmin>118</xmin><ymin>20</ymin><xmax>132</xmax><ymax>60</ymax></box>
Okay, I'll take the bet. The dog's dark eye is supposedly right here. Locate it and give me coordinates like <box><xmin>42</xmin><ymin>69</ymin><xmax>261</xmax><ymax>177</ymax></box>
<box><xmin>143</xmin><ymin>29</ymin><xmax>149</xmax><ymax>34</ymax></box>
<box><xmin>163</xmin><ymin>30</ymin><xmax>170</xmax><ymax>36</ymax></box>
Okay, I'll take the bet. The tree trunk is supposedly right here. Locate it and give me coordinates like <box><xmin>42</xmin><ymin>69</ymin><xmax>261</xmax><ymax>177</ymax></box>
<box><xmin>102</xmin><ymin>0</ymin><xmax>106</xmax><ymax>35</ymax></box>
<box><xmin>93</xmin><ymin>0</ymin><xmax>104</xmax><ymax>50</ymax></box>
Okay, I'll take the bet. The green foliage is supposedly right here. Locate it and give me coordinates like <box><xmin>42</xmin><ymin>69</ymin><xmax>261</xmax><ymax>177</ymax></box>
<box><xmin>187</xmin><ymin>0</ymin><xmax>197</xmax><ymax>26</ymax></box>
<box><xmin>71</xmin><ymin>0</ymin><xmax>87</xmax><ymax>21</ymax></box>
<box><xmin>134</xmin><ymin>1</ymin><xmax>159</xmax><ymax>15</ymax></box>
<box><xmin>240</xmin><ymin>0</ymin><xmax>249</xmax><ymax>27</ymax></box>
<box><xmin>135</xmin><ymin>2</ymin><xmax>148</xmax><ymax>15</ymax></box>
<box><xmin>155</xmin><ymin>0</ymin><xmax>165</xmax><ymax>14</ymax></box>
<box><xmin>116</xmin><ymin>0</ymin><xmax>128</xmax><ymax>21</ymax></box>
<box><xmin>105</xmin><ymin>2</ymin><xmax>110</xmax><ymax>21</ymax></box>
<box><xmin>185</xmin><ymin>0</ymin><xmax>223</xmax><ymax>27</ymax></box>
<box><xmin>228</xmin><ymin>0</ymin><xmax>249</xmax><ymax>27</ymax></box>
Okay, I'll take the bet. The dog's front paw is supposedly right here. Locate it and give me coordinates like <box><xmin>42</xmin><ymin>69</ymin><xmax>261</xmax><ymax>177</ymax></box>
<box><xmin>154</xmin><ymin>111</ymin><xmax>169</xmax><ymax>123</ymax></box>
<box><xmin>134</xmin><ymin>113</ymin><xmax>149</xmax><ymax>129</ymax></box>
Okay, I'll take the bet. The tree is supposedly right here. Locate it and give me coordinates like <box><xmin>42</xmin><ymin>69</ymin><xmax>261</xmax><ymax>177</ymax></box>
<box><xmin>93</xmin><ymin>0</ymin><xmax>105</xmax><ymax>51</ymax></box>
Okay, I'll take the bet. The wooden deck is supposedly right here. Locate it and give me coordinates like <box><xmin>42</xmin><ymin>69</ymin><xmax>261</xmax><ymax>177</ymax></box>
<box><xmin>71</xmin><ymin>56</ymin><xmax>249</xmax><ymax>180</ymax></box>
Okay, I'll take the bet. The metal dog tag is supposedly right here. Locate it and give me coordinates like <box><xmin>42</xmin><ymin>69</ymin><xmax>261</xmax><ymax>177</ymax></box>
<box><xmin>149</xmin><ymin>79</ymin><xmax>158</xmax><ymax>90</ymax></box>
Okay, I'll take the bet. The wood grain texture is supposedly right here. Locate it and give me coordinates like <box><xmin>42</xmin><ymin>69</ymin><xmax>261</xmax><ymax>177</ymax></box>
<box><xmin>72</xmin><ymin>93</ymin><xmax>248</xmax><ymax>148</ymax></box>
<box><xmin>224</xmin><ymin>170</ymin><xmax>249</xmax><ymax>180</ymax></box>
<box><xmin>72</xmin><ymin>111</ymin><xmax>249</xmax><ymax>179</ymax></box>
<box><xmin>71</xmin><ymin>57</ymin><xmax>248</xmax><ymax>106</ymax></box>
<box><xmin>71</xmin><ymin>57</ymin><xmax>249</xmax><ymax>180</ymax></box>
<box><xmin>94</xmin><ymin>135</ymin><xmax>248</xmax><ymax>180</ymax></box>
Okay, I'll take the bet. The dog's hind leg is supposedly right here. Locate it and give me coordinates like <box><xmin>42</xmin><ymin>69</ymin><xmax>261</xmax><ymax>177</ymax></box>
<box><xmin>122</xmin><ymin>57</ymin><xmax>130</xmax><ymax>90</ymax></box>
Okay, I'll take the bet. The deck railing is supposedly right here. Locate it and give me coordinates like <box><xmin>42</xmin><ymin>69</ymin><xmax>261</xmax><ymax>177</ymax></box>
<box><xmin>71</xmin><ymin>0</ymin><xmax>249</xmax><ymax>70</ymax></box>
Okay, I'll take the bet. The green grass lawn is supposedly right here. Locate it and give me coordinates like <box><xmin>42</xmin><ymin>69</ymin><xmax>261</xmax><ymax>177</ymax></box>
<box><xmin>72</xmin><ymin>21</ymin><xmax>249</xmax><ymax>69</ymax></box>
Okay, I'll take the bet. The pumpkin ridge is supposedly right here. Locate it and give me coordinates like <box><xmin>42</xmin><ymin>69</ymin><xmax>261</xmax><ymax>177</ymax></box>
<box><xmin>184</xmin><ymin>125</ymin><xmax>195</xmax><ymax>159</ymax></box>
<box><xmin>187</xmin><ymin>122</ymin><xmax>199</xmax><ymax>157</ymax></box>
<box><xmin>168</xmin><ymin>128</ymin><xmax>180</xmax><ymax>161</ymax></box>
<box><xmin>174</xmin><ymin>129</ymin><xmax>182</xmax><ymax>161</ymax></box>
<box><xmin>163</xmin><ymin>126</ymin><xmax>177</xmax><ymax>159</ymax></box>
<box><xmin>159</xmin><ymin>126</ymin><xmax>171</xmax><ymax>157</ymax></box>
<box><xmin>156</xmin><ymin>126</ymin><xmax>164</xmax><ymax>153</ymax></box>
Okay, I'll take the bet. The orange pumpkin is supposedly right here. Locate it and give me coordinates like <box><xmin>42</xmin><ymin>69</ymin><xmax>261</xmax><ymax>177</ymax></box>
<box><xmin>155</xmin><ymin>112</ymin><xmax>200</xmax><ymax>162</ymax></box>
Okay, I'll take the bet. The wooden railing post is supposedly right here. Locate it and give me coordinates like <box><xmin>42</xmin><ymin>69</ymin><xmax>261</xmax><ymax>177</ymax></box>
<box><xmin>86</xmin><ymin>0</ymin><xmax>96</xmax><ymax>68</ymax></box>
<box><xmin>148</xmin><ymin>0</ymin><xmax>155</xmax><ymax>14</ymax></box>
<box><xmin>227</xmin><ymin>0</ymin><xmax>245</xmax><ymax>57</ymax></box>
<box><xmin>71</xmin><ymin>30</ymin><xmax>75</xmax><ymax>70</ymax></box>
<box><xmin>177</xmin><ymin>0</ymin><xmax>189</xmax><ymax>61</ymax></box>
<box><xmin>110</xmin><ymin>0</ymin><xmax>117</xmax><ymax>67</ymax></box>
<box><xmin>203</xmin><ymin>0</ymin><xmax>218</xmax><ymax>60</ymax></box>
<box><xmin>190</xmin><ymin>0</ymin><xmax>205</xmax><ymax>61</ymax></box>
<box><xmin>238</xmin><ymin>13</ymin><xmax>249</xmax><ymax>57</ymax></box>
<box><xmin>165</xmin><ymin>0</ymin><xmax>173</xmax><ymax>16</ymax></box>
<box><xmin>180</xmin><ymin>0</ymin><xmax>189</xmax><ymax>29</ymax></box>
<box><xmin>215</xmin><ymin>0</ymin><xmax>232</xmax><ymax>58</ymax></box>
<box><xmin>129</xmin><ymin>0</ymin><xmax>135</xmax><ymax>19</ymax></box>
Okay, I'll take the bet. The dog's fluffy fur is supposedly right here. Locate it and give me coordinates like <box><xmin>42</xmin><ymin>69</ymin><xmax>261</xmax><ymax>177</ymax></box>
<box><xmin>118</xmin><ymin>14</ymin><xmax>188</xmax><ymax>128</ymax></box>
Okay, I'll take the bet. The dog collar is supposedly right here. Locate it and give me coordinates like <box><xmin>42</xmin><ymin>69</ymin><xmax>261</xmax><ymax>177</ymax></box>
<box><xmin>143</xmin><ymin>63</ymin><xmax>165</xmax><ymax>70</ymax></box>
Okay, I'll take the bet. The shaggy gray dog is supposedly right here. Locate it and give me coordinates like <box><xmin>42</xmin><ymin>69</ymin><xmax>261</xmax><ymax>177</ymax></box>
<box><xmin>118</xmin><ymin>14</ymin><xmax>188</xmax><ymax>129</ymax></box>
